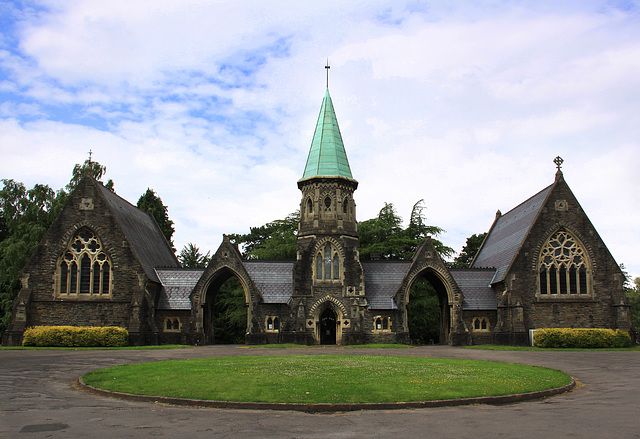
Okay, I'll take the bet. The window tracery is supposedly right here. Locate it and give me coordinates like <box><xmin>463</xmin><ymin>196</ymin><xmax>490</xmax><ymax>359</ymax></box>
<box><xmin>58</xmin><ymin>229</ymin><xmax>111</xmax><ymax>296</ymax></box>
<box><xmin>315</xmin><ymin>243</ymin><xmax>341</xmax><ymax>281</ymax></box>
<box><xmin>538</xmin><ymin>230</ymin><xmax>590</xmax><ymax>296</ymax></box>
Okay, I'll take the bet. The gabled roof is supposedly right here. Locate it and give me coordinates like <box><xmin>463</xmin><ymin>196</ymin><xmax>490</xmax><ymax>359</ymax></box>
<box><xmin>156</xmin><ymin>268</ymin><xmax>203</xmax><ymax>310</ymax></box>
<box><xmin>300</xmin><ymin>88</ymin><xmax>354</xmax><ymax>181</ymax></box>
<box><xmin>451</xmin><ymin>269</ymin><xmax>498</xmax><ymax>310</ymax></box>
<box><xmin>471</xmin><ymin>184</ymin><xmax>553</xmax><ymax>283</ymax></box>
<box><xmin>243</xmin><ymin>261</ymin><xmax>294</xmax><ymax>304</ymax></box>
<box><xmin>362</xmin><ymin>260</ymin><xmax>411</xmax><ymax>309</ymax></box>
<box><xmin>94</xmin><ymin>180</ymin><xmax>179</xmax><ymax>283</ymax></box>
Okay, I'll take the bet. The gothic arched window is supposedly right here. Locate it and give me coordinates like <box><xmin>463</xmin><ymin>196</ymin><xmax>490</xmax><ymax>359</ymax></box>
<box><xmin>539</xmin><ymin>230</ymin><xmax>590</xmax><ymax>296</ymax></box>
<box><xmin>307</xmin><ymin>198</ymin><xmax>313</xmax><ymax>215</ymax></box>
<box><xmin>315</xmin><ymin>244</ymin><xmax>340</xmax><ymax>281</ymax></box>
<box><xmin>324</xmin><ymin>196</ymin><xmax>332</xmax><ymax>211</ymax></box>
<box><xmin>58</xmin><ymin>229</ymin><xmax>111</xmax><ymax>296</ymax></box>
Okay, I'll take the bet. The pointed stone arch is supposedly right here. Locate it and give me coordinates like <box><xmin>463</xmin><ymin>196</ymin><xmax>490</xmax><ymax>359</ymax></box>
<box><xmin>308</xmin><ymin>294</ymin><xmax>348</xmax><ymax>318</ymax></box>
<box><xmin>308</xmin><ymin>295</ymin><xmax>349</xmax><ymax>345</ymax></box>
<box><xmin>189</xmin><ymin>237</ymin><xmax>260</xmax><ymax>344</ymax></box>
<box><xmin>393</xmin><ymin>238</ymin><xmax>465</xmax><ymax>345</ymax></box>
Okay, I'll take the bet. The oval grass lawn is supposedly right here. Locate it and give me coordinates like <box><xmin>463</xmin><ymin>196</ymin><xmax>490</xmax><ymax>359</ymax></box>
<box><xmin>82</xmin><ymin>355</ymin><xmax>571</xmax><ymax>404</ymax></box>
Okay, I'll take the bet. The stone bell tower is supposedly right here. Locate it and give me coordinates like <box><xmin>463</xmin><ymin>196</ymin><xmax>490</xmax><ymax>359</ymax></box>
<box><xmin>292</xmin><ymin>73</ymin><xmax>367</xmax><ymax>345</ymax></box>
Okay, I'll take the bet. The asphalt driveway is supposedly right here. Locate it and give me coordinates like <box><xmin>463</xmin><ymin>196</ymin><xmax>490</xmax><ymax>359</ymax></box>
<box><xmin>1</xmin><ymin>345</ymin><xmax>638</xmax><ymax>438</ymax></box>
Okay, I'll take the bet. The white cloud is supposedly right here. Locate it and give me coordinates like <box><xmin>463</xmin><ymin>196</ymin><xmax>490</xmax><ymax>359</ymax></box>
<box><xmin>1</xmin><ymin>0</ymin><xmax>639</xmax><ymax>280</ymax></box>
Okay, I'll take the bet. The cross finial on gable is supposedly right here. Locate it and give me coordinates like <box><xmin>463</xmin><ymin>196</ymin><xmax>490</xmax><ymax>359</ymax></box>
<box><xmin>553</xmin><ymin>156</ymin><xmax>564</xmax><ymax>171</ymax></box>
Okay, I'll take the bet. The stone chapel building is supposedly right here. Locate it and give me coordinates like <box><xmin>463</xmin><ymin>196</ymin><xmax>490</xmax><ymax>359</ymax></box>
<box><xmin>2</xmin><ymin>86</ymin><xmax>632</xmax><ymax>346</ymax></box>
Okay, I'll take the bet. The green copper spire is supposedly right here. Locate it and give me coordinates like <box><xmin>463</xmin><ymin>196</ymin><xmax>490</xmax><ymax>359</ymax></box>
<box><xmin>300</xmin><ymin>88</ymin><xmax>354</xmax><ymax>181</ymax></box>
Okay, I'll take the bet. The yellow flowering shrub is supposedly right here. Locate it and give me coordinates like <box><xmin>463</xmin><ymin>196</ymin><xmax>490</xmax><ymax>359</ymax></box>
<box><xmin>533</xmin><ymin>328</ymin><xmax>631</xmax><ymax>348</ymax></box>
<box><xmin>22</xmin><ymin>326</ymin><xmax>128</xmax><ymax>347</ymax></box>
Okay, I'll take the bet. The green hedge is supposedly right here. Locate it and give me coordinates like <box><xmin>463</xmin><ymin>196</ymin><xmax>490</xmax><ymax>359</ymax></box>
<box><xmin>533</xmin><ymin>328</ymin><xmax>631</xmax><ymax>348</ymax></box>
<box><xmin>22</xmin><ymin>326</ymin><xmax>129</xmax><ymax>347</ymax></box>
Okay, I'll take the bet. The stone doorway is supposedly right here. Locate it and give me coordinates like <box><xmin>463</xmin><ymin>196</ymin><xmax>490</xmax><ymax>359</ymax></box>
<box><xmin>320</xmin><ymin>308</ymin><xmax>337</xmax><ymax>345</ymax></box>
<box><xmin>202</xmin><ymin>270</ymin><xmax>247</xmax><ymax>344</ymax></box>
<box><xmin>406</xmin><ymin>270</ymin><xmax>451</xmax><ymax>345</ymax></box>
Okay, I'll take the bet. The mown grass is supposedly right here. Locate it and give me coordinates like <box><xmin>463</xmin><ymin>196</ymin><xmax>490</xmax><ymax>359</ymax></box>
<box><xmin>465</xmin><ymin>344</ymin><xmax>640</xmax><ymax>351</ymax></box>
<box><xmin>82</xmin><ymin>355</ymin><xmax>571</xmax><ymax>404</ymax></box>
<box><xmin>0</xmin><ymin>344</ymin><xmax>192</xmax><ymax>351</ymax></box>
<box><xmin>243</xmin><ymin>343</ymin><xmax>411</xmax><ymax>349</ymax></box>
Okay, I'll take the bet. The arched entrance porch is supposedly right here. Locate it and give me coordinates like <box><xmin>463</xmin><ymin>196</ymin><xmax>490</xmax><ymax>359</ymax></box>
<box><xmin>201</xmin><ymin>268</ymin><xmax>249</xmax><ymax>344</ymax></box>
<box><xmin>401</xmin><ymin>267</ymin><xmax>455</xmax><ymax>345</ymax></box>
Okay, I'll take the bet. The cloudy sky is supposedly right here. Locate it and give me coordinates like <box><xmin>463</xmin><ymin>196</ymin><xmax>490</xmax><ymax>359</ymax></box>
<box><xmin>1</xmin><ymin>0</ymin><xmax>639</xmax><ymax>279</ymax></box>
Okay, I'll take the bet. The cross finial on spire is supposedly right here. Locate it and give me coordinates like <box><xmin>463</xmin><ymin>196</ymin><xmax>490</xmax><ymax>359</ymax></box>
<box><xmin>88</xmin><ymin>149</ymin><xmax>93</xmax><ymax>165</ymax></box>
<box><xmin>325</xmin><ymin>59</ymin><xmax>330</xmax><ymax>88</ymax></box>
<box><xmin>554</xmin><ymin>156</ymin><xmax>564</xmax><ymax>171</ymax></box>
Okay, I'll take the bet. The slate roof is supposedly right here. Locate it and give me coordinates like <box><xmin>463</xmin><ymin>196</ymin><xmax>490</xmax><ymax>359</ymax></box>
<box><xmin>451</xmin><ymin>269</ymin><xmax>498</xmax><ymax>310</ymax></box>
<box><xmin>362</xmin><ymin>261</ymin><xmax>411</xmax><ymax>309</ymax></box>
<box><xmin>155</xmin><ymin>268</ymin><xmax>203</xmax><ymax>310</ymax></box>
<box><xmin>244</xmin><ymin>261</ymin><xmax>294</xmax><ymax>304</ymax></box>
<box><xmin>471</xmin><ymin>184</ymin><xmax>553</xmax><ymax>284</ymax></box>
<box><xmin>95</xmin><ymin>180</ymin><xmax>179</xmax><ymax>283</ymax></box>
<box><xmin>300</xmin><ymin>88</ymin><xmax>354</xmax><ymax>181</ymax></box>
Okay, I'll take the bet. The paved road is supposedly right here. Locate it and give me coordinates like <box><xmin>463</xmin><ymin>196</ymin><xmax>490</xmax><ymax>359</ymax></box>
<box><xmin>1</xmin><ymin>346</ymin><xmax>638</xmax><ymax>438</ymax></box>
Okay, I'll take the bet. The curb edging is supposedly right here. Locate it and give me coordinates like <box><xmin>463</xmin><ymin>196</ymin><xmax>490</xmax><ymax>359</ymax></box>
<box><xmin>75</xmin><ymin>377</ymin><xmax>576</xmax><ymax>413</ymax></box>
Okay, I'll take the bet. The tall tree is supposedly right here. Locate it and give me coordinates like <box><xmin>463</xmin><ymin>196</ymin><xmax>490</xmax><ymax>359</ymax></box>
<box><xmin>450</xmin><ymin>232</ymin><xmax>488</xmax><ymax>268</ymax></box>
<box><xmin>137</xmin><ymin>189</ymin><xmax>175</xmax><ymax>250</ymax></box>
<box><xmin>0</xmin><ymin>179</ymin><xmax>66</xmax><ymax>334</ymax></box>
<box><xmin>178</xmin><ymin>243</ymin><xmax>211</xmax><ymax>268</ymax></box>
<box><xmin>359</xmin><ymin>200</ymin><xmax>453</xmax><ymax>260</ymax></box>
<box><xmin>229</xmin><ymin>211</ymin><xmax>299</xmax><ymax>260</ymax></box>
<box><xmin>625</xmin><ymin>276</ymin><xmax>640</xmax><ymax>331</ymax></box>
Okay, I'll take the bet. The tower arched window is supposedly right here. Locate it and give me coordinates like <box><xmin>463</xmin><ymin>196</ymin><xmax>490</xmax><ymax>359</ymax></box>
<box><xmin>324</xmin><ymin>196</ymin><xmax>332</xmax><ymax>211</ymax></box>
<box><xmin>307</xmin><ymin>198</ymin><xmax>313</xmax><ymax>215</ymax></box>
<box><xmin>58</xmin><ymin>229</ymin><xmax>111</xmax><ymax>296</ymax></box>
<box><xmin>539</xmin><ymin>230</ymin><xmax>590</xmax><ymax>296</ymax></box>
<box><xmin>315</xmin><ymin>243</ymin><xmax>340</xmax><ymax>281</ymax></box>
<box><xmin>343</xmin><ymin>198</ymin><xmax>349</xmax><ymax>214</ymax></box>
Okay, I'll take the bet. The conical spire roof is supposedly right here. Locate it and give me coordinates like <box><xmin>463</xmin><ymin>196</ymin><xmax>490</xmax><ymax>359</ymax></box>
<box><xmin>300</xmin><ymin>88</ymin><xmax>354</xmax><ymax>181</ymax></box>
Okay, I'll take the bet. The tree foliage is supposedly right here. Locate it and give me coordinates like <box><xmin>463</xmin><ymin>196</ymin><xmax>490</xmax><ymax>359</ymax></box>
<box><xmin>450</xmin><ymin>232</ymin><xmax>487</xmax><ymax>268</ymax></box>
<box><xmin>407</xmin><ymin>277</ymin><xmax>441</xmax><ymax>344</ymax></box>
<box><xmin>229</xmin><ymin>212</ymin><xmax>299</xmax><ymax>259</ymax></box>
<box><xmin>0</xmin><ymin>179</ymin><xmax>67</xmax><ymax>333</ymax></box>
<box><xmin>137</xmin><ymin>188</ymin><xmax>175</xmax><ymax>250</ymax></box>
<box><xmin>359</xmin><ymin>200</ymin><xmax>453</xmax><ymax>260</ymax></box>
<box><xmin>178</xmin><ymin>243</ymin><xmax>211</xmax><ymax>268</ymax></box>
<box><xmin>230</xmin><ymin>201</ymin><xmax>452</xmax><ymax>262</ymax></box>
<box><xmin>625</xmin><ymin>276</ymin><xmax>640</xmax><ymax>332</ymax></box>
<box><xmin>67</xmin><ymin>158</ymin><xmax>114</xmax><ymax>192</ymax></box>
<box><xmin>212</xmin><ymin>277</ymin><xmax>246</xmax><ymax>344</ymax></box>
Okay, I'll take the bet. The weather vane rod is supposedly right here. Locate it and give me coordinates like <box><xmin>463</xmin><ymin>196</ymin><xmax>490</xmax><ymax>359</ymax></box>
<box><xmin>325</xmin><ymin>59</ymin><xmax>330</xmax><ymax>88</ymax></box>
